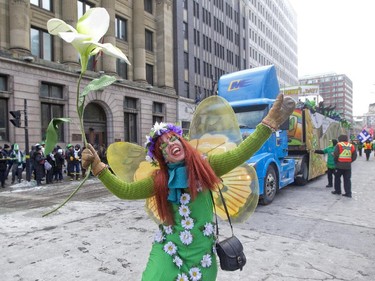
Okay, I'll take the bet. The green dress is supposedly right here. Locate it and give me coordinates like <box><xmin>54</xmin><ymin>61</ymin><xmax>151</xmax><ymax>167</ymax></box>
<box><xmin>98</xmin><ymin>124</ymin><xmax>271</xmax><ymax>281</ymax></box>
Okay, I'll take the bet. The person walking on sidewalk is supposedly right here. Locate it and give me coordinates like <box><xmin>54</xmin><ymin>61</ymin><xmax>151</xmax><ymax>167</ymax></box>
<box><xmin>0</xmin><ymin>148</ymin><xmax>7</xmax><ymax>188</ymax></box>
<box><xmin>313</xmin><ymin>139</ymin><xmax>337</xmax><ymax>188</ymax></box>
<box><xmin>332</xmin><ymin>135</ymin><xmax>357</xmax><ymax>198</ymax></box>
<box><xmin>356</xmin><ymin>140</ymin><xmax>363</xmax><ymax>157</ymax></box>
<box><xmin>82</xmin><ymin>94</ymin><xmax>296</xmax><ymax>281</ymax></box>
<box><xmin>10</xmin><ymin>144</ymin><xmax>24</xmax><ymax>184</ymax></box>
<box><xmin>363</xmin><ymin>140</ymin><xmax>372</xmax><ymax>161</ymax></box>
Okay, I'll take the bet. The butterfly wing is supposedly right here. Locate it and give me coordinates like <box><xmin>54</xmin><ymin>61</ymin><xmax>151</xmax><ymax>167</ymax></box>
<box><xmin>189</xmin><ymin>96</ymin><xmax>259</xmax><ymax>222</ymax></box>
<box><xmin>106</xmin><ymin>142</ymin><xmax>161</xmax><ymax>223</ymax></box>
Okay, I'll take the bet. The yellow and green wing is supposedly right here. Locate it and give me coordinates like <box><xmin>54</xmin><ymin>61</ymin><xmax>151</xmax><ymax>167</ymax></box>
<box><xmin>189</xmin><ymin>96</ymin><xmax>259</xmax><ymax>223</ymax></box>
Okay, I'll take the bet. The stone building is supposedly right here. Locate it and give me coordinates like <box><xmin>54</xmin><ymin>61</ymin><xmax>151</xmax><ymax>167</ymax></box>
<box><xmin>0</xmin><ymin>0</ymin><xmax>176</xmax><ymax>150</ymax></box>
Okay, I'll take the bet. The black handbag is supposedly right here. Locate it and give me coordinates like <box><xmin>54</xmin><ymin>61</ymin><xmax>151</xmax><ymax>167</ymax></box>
<box><xmin>210</xmin><ymin>189</ymin><xmax>247</xmax><ymax>271</ymax></box>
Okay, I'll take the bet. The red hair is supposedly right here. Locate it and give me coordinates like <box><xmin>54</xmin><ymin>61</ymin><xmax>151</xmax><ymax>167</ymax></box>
<box><xmin>152</xmin><ymin>132</ymin><xmax>220</xmax><ymax>225</ymax></box>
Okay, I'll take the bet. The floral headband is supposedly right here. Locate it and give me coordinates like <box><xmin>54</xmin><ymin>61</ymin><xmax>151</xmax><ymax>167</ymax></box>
<box><xmin>145</xmin><ymin>122</ymin><xmax>183</xmax><ymax>165</ymax></box>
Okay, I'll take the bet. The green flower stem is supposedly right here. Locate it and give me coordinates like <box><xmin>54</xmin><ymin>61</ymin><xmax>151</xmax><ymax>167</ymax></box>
<box><xmin>42</xmin><ymin>167</ymin><xmax>92</xmax><ymax>217</ymax></box>
<box><xmin>43</xmin><ymin>72</ymin><xmax>89</xmax><ymax>217</ymax></box>
<box><xmin>77</xmin><ymin>73</ymin><xmax>88</xmax><ymax>146</ymax></box>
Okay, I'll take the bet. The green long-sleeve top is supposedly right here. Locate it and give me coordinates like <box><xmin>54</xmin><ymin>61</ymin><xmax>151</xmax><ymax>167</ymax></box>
<box><xmin>315</xmin><ymin>146</ymin><xmax>335</xmax><ymax>169</ymax></box>
<box><xmin>98</xmin><ymin>124</ymin><xmax>272</xmax><ymax>199</ymax></box>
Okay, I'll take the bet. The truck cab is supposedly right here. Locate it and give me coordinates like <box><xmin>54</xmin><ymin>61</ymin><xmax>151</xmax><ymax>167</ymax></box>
<box><xmin>218</xmin><ymin>65</ymin><xmax>295</xmax><ymax>204</ymax></box>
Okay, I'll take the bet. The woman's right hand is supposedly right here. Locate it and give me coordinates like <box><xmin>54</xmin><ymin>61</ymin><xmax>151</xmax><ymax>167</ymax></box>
<box><xmin>82</xmin><ymin>144</ymin><xmax>106</xmax><ymax>176</ymax></box>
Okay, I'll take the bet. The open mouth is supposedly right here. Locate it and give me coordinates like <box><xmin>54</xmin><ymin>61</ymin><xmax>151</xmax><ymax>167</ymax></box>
<box><xmin>171</xmin><ymin>146</ymin><xmax>181</xmax><ymax>156</ymax></box>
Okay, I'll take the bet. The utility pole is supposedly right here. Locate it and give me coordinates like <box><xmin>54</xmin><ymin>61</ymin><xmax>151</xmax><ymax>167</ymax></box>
<box><xmin>24</xmin><ymin>99</ymin><xmax>31</xmax><ymax>181</ymax></box>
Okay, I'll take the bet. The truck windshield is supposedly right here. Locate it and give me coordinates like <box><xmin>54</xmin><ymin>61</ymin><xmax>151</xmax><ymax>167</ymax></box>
<box><xmin>234</xmin><ymin>105</ymin><xmax>268</xmax><ymax>129</ymax></box>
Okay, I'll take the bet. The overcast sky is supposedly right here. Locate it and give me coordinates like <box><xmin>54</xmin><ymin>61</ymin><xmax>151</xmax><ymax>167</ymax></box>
<box><xmin>288</xmin><ymin>0</ymin><xmax>375</xmax><ymax>116</ymax></box>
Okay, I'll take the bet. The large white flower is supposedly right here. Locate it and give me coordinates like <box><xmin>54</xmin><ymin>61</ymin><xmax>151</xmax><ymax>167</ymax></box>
<box><xmin>189</xmin><ymin>267</ymin><xmax>202</xmax><ymax>281</ymax></box>
<box><xmin>163</xmin><ymin>225</ymin><xmax>173</xmax><ymax>235</ymax></box>
<box><xmin>47</xmin><ymin>7</ymin><xmax>130</xmax><ymax>72</ymax></box>
<box><xmin>153</xmin><ymin>229</ymin><xmax>165</xmax><ymax>243</ymax></box>
<box><xmin>173</xmin><ymin>255</ymin><xmax>183</xmax><ymax>268</ymax></box>
<box><xmin>200</xmin><ymin>254</ymin><xmax>212</xmax><ymax>268</ymax></box>
<box><xmin>203</xmin><ymin>222</ymin><xmax>214</xmax><ymax>236</ymax></box>
<box><xmin>176</xmin><ymin>273</ymin><xmax>189</xmax><ymax>281</ymax></box>
<box><xmin>180</xmin><ymin>193</ymin><xmax>191</xmax><ymax>205</ymax></box>
<box><xmin>180</xmin><ymin>230</ymin><xmax>193</xmax><ymax>245</ymax></box>
<box><xmin>181</xmin><ymin>217</ymin><xmax>194</xmax><ymax>230</ymax></box>
<box><xmin>178</xmin><ymin>205</ymin><xmax>191</xmax><ymax>218</ymax></box>
<box><xmin>152</xmin><ymin>122</ymin><xmax>167</xmax><ymax>135</ymax></box>
<box><xmin>163</xmin><ymin>241</ymin><xmax>177</xmax><ymax>256</ymax></box>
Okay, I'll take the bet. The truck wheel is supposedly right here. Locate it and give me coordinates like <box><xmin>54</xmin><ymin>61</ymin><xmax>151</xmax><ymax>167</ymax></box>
<box><xmin>260</xmin><ymin>165</ymin><xmax>278</xmax><ymax>205</ymax></box>
<box><xmin>295</xmin><ymin>157</ymin><xmax>308</xmax><ymax>185</ymax></box>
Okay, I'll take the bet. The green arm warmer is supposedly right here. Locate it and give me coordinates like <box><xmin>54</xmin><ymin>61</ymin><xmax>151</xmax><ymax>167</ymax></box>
<box><xmin>209</xmin><ymin>124</ymin><xmax>272</xmax><ymax>177</ymax></box>
<box><xmin>98</xmin><ymin>168</ymin><xmax>155</xmax><ymax>199</ymax></box>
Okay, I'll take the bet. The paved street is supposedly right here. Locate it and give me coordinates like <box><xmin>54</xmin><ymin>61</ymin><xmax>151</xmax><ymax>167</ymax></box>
<box><xmin>1</xmin><ymin>154</ymin><xmax>375</xmax><ymax>281</ymax></box>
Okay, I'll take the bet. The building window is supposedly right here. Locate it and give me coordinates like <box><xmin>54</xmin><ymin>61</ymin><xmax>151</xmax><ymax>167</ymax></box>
<box><xmin>77</xmin><ymin>0</ymin><xmax>93</xmax><ymax>18</ymax></box>
<box><xmin>145</xmin><ymin>29</ymin><xmax>153</xmax><ymax>52</ymax></box>
<box><xmin>181</xmin><ymin>121</ymin><xmax>190</xmax><ymax>135</ymax></box>
<box><xmin>184</xmin><ymin>52</ymin><xmax>189</xmax><ymax>70</ymax></box>
<box><xmin>0</xmin><ymin>75</ymin><xmax>7</xmax><ymax>91</ymax></box>
<box><xmin>184</xmin><ymin>82</ymin><xmax>190</xmax><ymax>98</ymax></box>
<box><xmin>0</xmin><ymin>98</ymin><xmax>8</xmax><ymax>141</ymax></box>
<box><xmin>115</xmin><ymin>16</ymin><xmax>128</xmax><ymax>41</ymax></box>
<box><xmin>152</xmin><ymin>102</ymin><xmax>165</xmax><ymax>124</ymax></box>
<box><xmin>117</xmin><ymin>59</ymin><xmax>128</xmax><ymax>80</ymax></box>
<box><xmin>146</xmin><ymin>64</ymin><xmax>154</xmax><ymax>85</ymax></box>
<box><xmin>40</xmin><ymin>82</ymin><xmax>63</xmax><ymax>99</ymax></box>
<box><xmin>183</xmin><ymin>22</ymin><xmax>188</xmax><ymax>39</ymax></box>
<box><xmin>124</xmin><ymin>97</ymin><xmax>138</xmax><ymax>143</ymax></box>
<box><xmin>144</xmin><ymin>0</ymin><xmax>153</xmax><ymax>14</ymax></box>
<box><xmin>40</xmin><ymin>82</ymin><xmax>64</xmax><ymax>141</ymax></box>
<box><xmin>31</xmin><ymin>27</ymin><xmax>53</xmax><ymax>61</ymax></box>
<box><xmin>41</xmin><ymin>103</ymin><xmax>64</xmax><ymax>141</ymax></box>
<box><xmin>31</xmin><ymin>0</ymin><xmax>52</xmax><ymax>11</ymax></box>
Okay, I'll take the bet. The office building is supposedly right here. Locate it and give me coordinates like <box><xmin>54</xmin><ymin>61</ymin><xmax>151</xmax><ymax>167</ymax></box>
<box><xmin>299</xmin><ymin>73</ymin><xmax>353</xmax><ymax>122</ymax></box>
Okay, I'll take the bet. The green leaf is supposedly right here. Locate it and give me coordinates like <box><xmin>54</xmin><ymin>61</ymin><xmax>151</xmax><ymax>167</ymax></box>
<box><xmin>45</xmin><ymin>118</ymin><xmax>71</xmax><ymax>155</ymax></box>
<box><xmin>78</xmin><ymin>75</ymin><xmax>117</xmax><ymax>118</ymax></box>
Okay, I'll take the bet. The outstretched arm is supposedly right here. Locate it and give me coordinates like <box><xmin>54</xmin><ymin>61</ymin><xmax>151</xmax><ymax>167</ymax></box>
<box><xmin>209</xmin><ymin>94</ymin><xmax>295</xmax><ymax>177</ymax></box>
<box><xmin>82</xmin><ymin>144</ymin><xmax>155</xmax><ymax>199</ymax></box>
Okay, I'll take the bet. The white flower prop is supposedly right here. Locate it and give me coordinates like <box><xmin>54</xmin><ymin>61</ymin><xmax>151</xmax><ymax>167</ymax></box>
<box><xmin>180</xmin><ymin>193</ymin><xmax>191</xmax><ymax>205</ymax></box>
<box><xmin>203</xmin><ymin>222</ymin><xmax>214</xmax><ymax>236</ymax></box>
<box><xmin>173</xmin><ymin>255</ymin><xmax>183</xmax><ymax>268</ymax></box>
<box><xmin>153</xmin><ymin>229</ymin><xmax>165</xmax><ymax>243</ymax></box>
<box><xmin>47</xmin><ymin>7</ymin><xmax>130</xmax><ymax>73</ymax></box>
<box><xmin>200</xmin><ymin>254</ymin><xmax>212</xmax><ymax>268</ymax></box>
<box><xmin>180</xmin><ymin>230</ymin><xmax>193</xmax><ymax>245</ymax></box>
<box><xmin>176</xmin><ymin>273</ymin><xmax>189</xmax><ymax>281</ymax></box>
<box><xmin>189</xmin><ymin>267</ymin><xmax>202</xmax><ymax>281</ymax></box>
<box><xmin>163</xmin><ymin>241</ymin><xmax>177</xmax><ymax>256</ymax></box>
<box><xmin>163</xmin><ymin>225</ymin><xmax>173</xmax><ymax>235</ymax></box>
<box><xmin>178</xmin><ymin>205</ymin><xmax>191</xmax><ymax>218</ymax></box>
<box><xmin>42</xmin><ymin>7</ymin><xmax>130</xmax><ymax>217</ymax></box>
<box><xmin>181</xmin><ymin>217</ymin><xmax>194</xmax><ymax>230</ymax></box>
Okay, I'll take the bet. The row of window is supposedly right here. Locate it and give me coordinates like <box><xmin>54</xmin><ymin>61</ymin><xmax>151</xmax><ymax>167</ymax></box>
<box><xmin>0</xmin><ymin>74</ymin><xmax>164</xmax><ymax>143</ymax></box>
<box><xmin>31</xmin><ymin>0</ymin><xmax>153</xmax><ymax>14</ymax></box>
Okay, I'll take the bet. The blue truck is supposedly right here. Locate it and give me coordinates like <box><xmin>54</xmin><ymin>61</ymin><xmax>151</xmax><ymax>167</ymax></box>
<box><xmin>217</xmin><ymin>65</ymin><xmax>343</xmax><ymax>204</ymax></box>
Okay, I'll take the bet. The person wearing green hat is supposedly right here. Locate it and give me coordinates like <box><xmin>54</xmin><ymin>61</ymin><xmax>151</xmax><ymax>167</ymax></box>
<box><xmin>10</xmin><ymin>143</ymin><xmax>24</xmax><ymax>184</ymax></box>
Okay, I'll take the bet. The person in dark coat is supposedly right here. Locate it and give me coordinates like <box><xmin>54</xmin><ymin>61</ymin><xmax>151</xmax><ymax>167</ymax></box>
<box><xmin>33</xmin><ymin>145</ymin><xmax>45</xmax><ymax>186</ymax></box>
<box><xmin>0</xmin><ymin>148</ymin><xmax>8</xmax><ymax>188</ymax></box>
<box><xmin>53</xmin><ymin>148</ymin><xmax>64</xmax><ymax>182</ymax></box>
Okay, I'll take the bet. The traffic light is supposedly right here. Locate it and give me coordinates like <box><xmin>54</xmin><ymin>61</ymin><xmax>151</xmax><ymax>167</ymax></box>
<box><xmin>10</xmin><ymin>110</ymin><xmax>21</xmax><ymax>127</ymax></box>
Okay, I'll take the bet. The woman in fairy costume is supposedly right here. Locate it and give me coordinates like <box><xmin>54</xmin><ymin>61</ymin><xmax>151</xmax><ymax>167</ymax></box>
<box><xmin>82</xmin><ymin>94</ymin><xmax>295</xmax><ymax>281</ymax></box>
